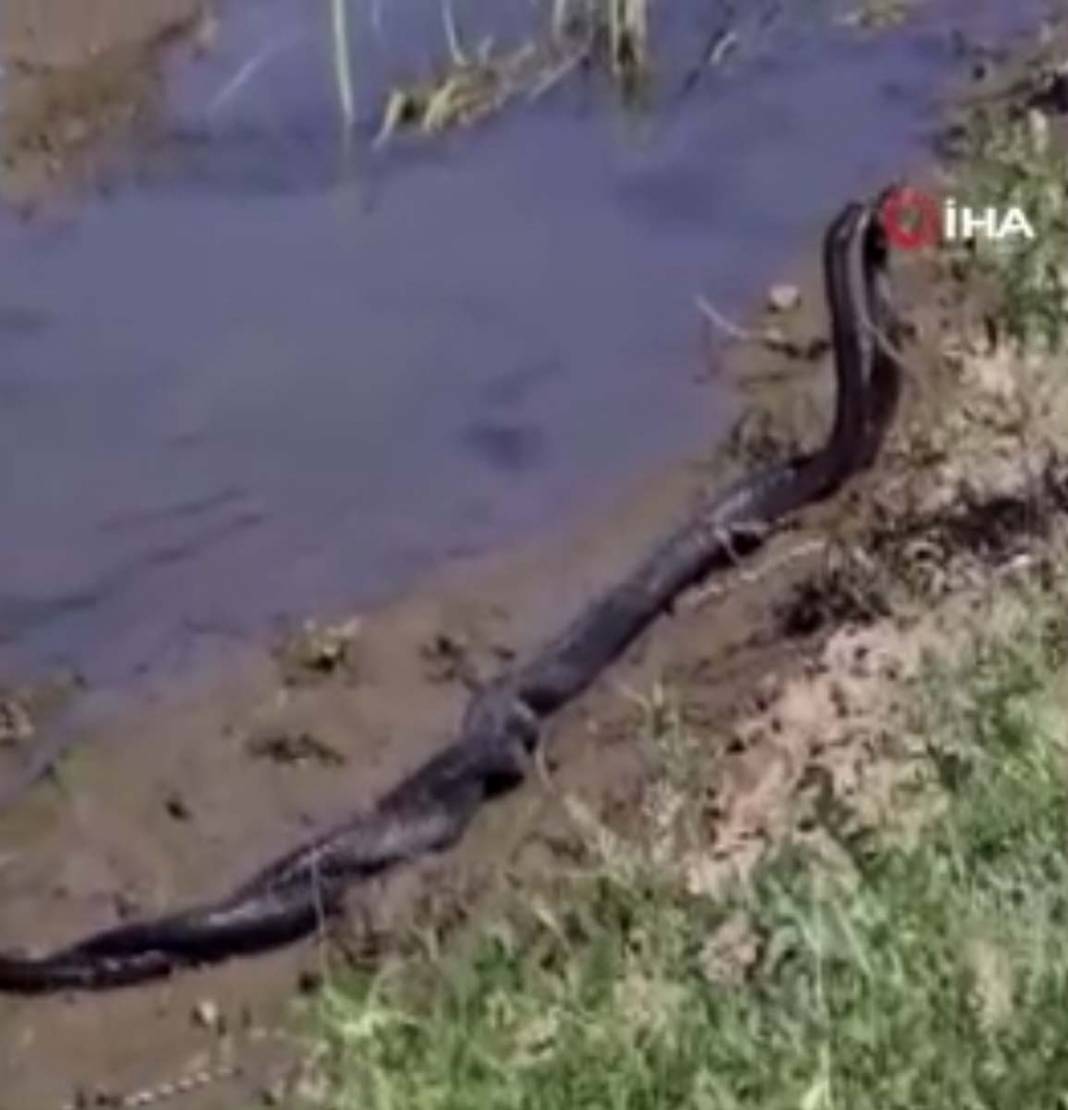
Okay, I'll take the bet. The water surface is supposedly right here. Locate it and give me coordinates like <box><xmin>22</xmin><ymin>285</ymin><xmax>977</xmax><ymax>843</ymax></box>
<box><xmin>0</xmin><ymin>0</ymin><xmax>1046</xmax><ymax>681</ymax></box>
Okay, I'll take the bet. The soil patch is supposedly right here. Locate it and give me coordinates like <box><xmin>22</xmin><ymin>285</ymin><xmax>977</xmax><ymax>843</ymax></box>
<box><xmin>0</xmin><ymin>0</ymin><xmax>208</xmax><ymax>206</ymax></box>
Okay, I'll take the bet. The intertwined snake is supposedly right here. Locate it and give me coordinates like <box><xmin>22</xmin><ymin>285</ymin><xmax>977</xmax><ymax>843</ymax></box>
<box><xmin>0</xmin><ymin>194</ymin><xmax>899</xmax><ymax>992</ymax></box>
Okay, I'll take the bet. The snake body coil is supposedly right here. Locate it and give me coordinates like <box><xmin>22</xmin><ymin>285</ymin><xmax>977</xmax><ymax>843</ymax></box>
<box><xmin>0</xmin><ymin>196</ymin><xmax>899</xmax><ymax>993</ymax></box>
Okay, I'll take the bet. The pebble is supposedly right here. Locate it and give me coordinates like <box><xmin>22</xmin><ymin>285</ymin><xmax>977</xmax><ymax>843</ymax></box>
<box><xmin>0</xmin><ymin>697</ymin><xmax>33</xmax><ymax>745</ymax></box>
<box><xmin>767</xmin><ymin>283</ymin><xmax>801</xmax><ymax>313</ymax></box>
<box><xmin>192</xmin><ymin>999</ymin><xmax>221</xmax><ymax>1030</ymax></box>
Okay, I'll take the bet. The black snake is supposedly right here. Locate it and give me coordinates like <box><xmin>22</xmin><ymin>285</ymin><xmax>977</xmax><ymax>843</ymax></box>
<box><xmin>0</xmin><ymin>194</ymin><xmax>899</xmax><ymax>993</ymax></box>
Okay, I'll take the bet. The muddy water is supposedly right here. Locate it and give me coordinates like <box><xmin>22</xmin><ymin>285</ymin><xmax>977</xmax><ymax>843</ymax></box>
<box><xmin>0</xmin><ymin>0</ymin><xmax>1044</xmax><ymax>684</ymax></box>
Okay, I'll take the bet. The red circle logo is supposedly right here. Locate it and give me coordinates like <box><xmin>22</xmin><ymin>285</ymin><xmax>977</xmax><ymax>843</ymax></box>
<box><xmin>879</xmin><ymin>186</ymin><xmax>941</xmax><ymax>250</ymax></box>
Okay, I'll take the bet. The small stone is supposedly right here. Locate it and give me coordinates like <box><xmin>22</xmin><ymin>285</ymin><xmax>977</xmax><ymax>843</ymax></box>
<box><xmin>1026</xmin><ymin>107</ymin><xmax>1050</xmax><ymax>154</ymax></box>
<box><xmin>0</xmin><ymin>697</ymin><xmax>33</xmax><ymax>746</ymax></box>
<box><xmin>192</xmin><ymin>999</ymin><xmax>221</xmax><ymax>1030</ymax></box>
<box><xmin>279</xmin><ymin>616</ymin><xmax>362</xmax><ymax>683</ymax></box>
<box><xmin>767</xmin><ymin>283</ymin><xmax>801</xmax><ymax>313</ymax></box>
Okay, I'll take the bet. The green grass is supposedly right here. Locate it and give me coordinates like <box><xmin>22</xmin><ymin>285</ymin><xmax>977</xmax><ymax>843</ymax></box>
<box><xmin>302</xmin><ymin>584</ymin><xmax>1068</xmax><ymax>1109</ymax></box>
<box><xmin>949</xmin><ymin>102</ymin><xmax>1068</xmax><ymax>351</ymax></box>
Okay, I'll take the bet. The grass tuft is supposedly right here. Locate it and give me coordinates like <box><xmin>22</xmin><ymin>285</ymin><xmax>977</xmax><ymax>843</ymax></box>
<box><xmin>303</xmin><ymin>581</ymin><xmax>1068</xmax><ymax>1109</ymax></box>
<box><xmin>948</xmin><ymin>103</ymin><xmax>1068</xmax><ymax>351</ymax></box>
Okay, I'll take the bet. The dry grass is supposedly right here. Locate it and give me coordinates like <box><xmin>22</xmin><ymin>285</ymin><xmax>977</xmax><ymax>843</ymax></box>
<box><xmin>373</xmin><ymin>0</ymin><xmax>653</xmax><ymax>143</ymax></box>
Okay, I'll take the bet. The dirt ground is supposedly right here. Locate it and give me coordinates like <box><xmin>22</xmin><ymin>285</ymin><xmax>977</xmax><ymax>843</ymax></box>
<box><xmin>1</xmin><ymin>0</ymin><xmax>204</xmax><ymax>68</ymax></box>
<box><xmin>2</xmin><ymin>8</ymin><xmax>1066</xmax><ymax>1109</ymax></box>
<box><xmin>0</xmin><ymin>0</ymin><xmax>210</xmax><ymax>207</ymax></box>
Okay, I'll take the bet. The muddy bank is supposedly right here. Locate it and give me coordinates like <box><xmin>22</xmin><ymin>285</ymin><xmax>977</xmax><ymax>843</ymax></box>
<box><xmin>0</xmin><ymin>0</ymin><xmax>209</xmax><ymax>206</ymax></box>
<box><xmin>1</xmin><ymin>0</ymin><xmax>203</xmax><ymax>68</ymax></box>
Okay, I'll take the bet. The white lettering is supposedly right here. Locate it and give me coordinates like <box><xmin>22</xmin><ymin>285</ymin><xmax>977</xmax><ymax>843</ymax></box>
<box><xmin>943</xmin><ymin>197</ymin><xmax>958</xmax><ymax>240</ymax></box>
<box><xmin>959</xmin><ymin>206</ymin><xmax>999</xmax><ymax>240</ymax></box>
<box><xmin>996</xmin><ymin>207</ymin><xmax>1036</xmax><ymax>240</ymax></box>
<box><xmin>921</xmin><ymin>194</ymin><xmax>1036</xmax><ymax>245</ymax></box>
